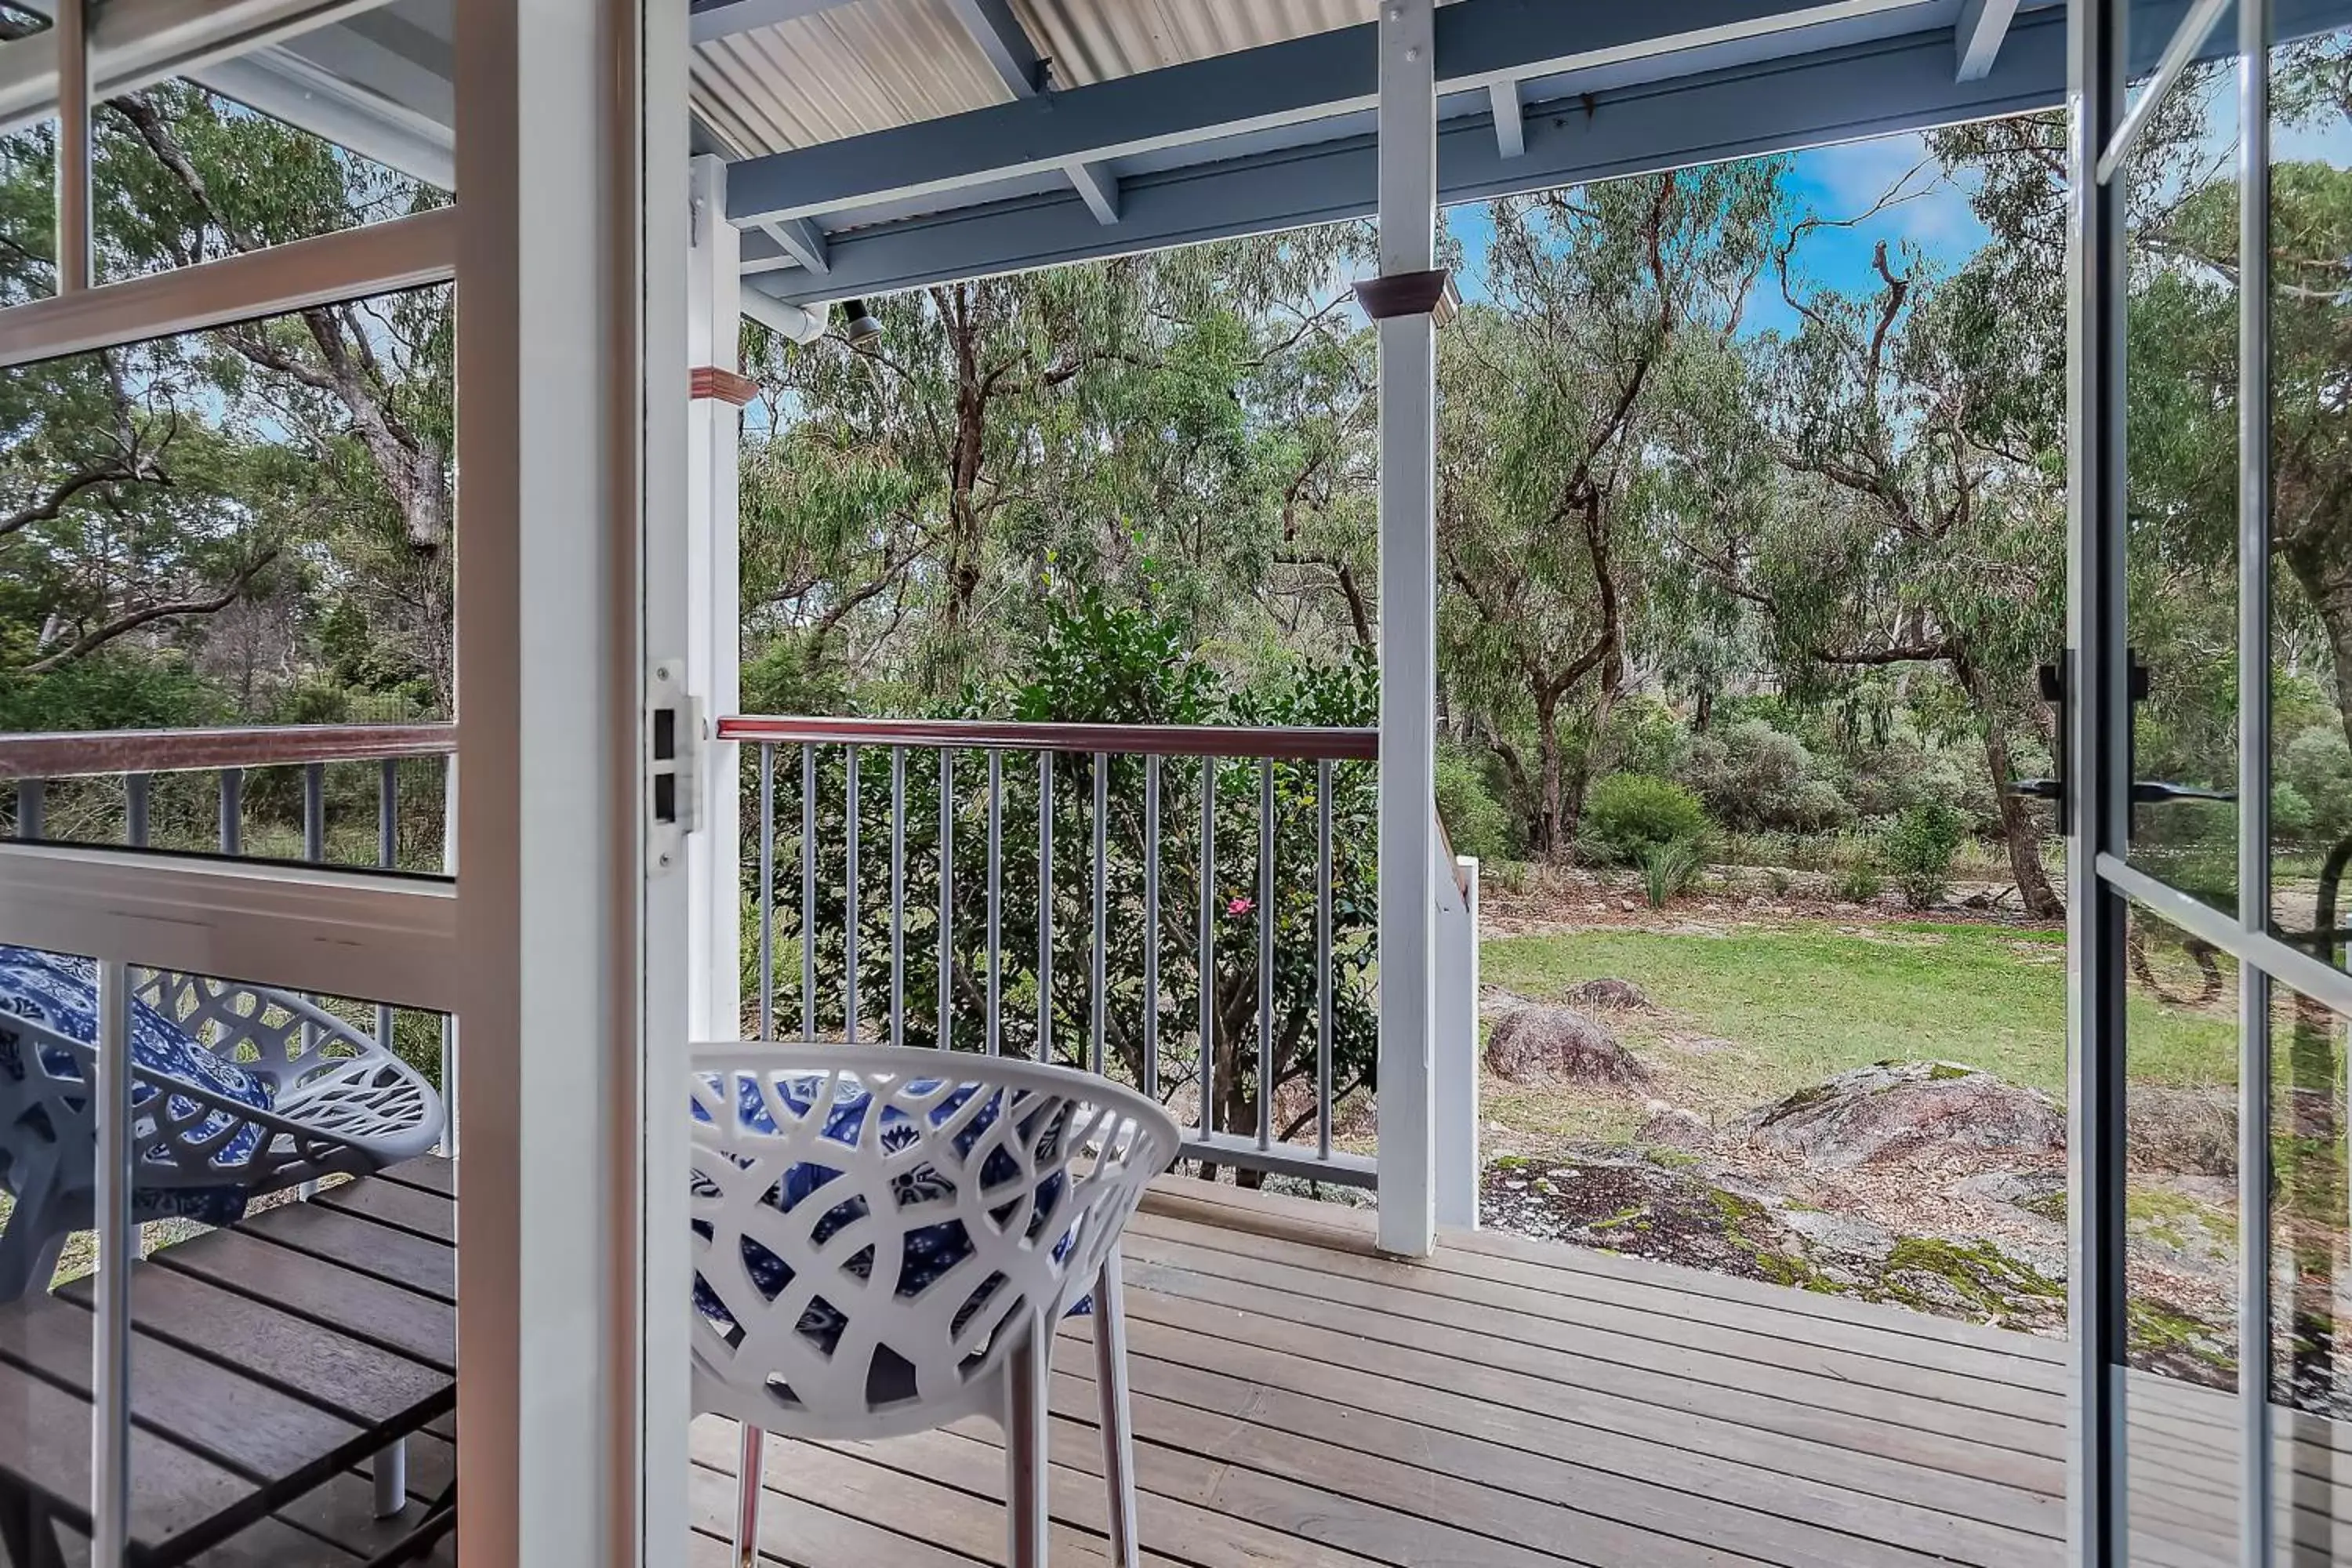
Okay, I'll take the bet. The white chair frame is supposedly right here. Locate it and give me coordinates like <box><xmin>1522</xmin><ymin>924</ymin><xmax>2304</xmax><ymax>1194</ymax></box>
<box><xmin>689</xmin><ymin>1043</ymin><xmax>1179</xmax><ymax>1568</ymax></box>
<box><xmin>0</xmin><ymin>965</ymin><xmax>445</xmax><ymax>1301</ymax></box>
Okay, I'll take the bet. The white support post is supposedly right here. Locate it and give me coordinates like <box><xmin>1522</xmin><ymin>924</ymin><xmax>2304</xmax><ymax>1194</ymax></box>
<box><xmin>1433</xmin><ymin>852</ymin><xmax>1480</xmax><ymax>1229</ymax></box>
<box><xmin>1371</xmin><ymin>0</ymin><xmax>1439</xmax><ymax>1259</ymax></box>
<box><xmin>452</xmin><ymin>0</ymin><xmax>673</xmax><ymax>1560</ymax></box>
<box><xmin>688</xmin><ymin>153</ymin><xmax>744</xmax><ymax>1046</ymax></box>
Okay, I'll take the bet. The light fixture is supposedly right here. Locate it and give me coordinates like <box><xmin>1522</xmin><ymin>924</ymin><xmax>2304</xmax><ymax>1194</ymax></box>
<box><xmin>841</xmin><ymin>298</ymin><xmax>883</xmax><ymax>344</ymax></box>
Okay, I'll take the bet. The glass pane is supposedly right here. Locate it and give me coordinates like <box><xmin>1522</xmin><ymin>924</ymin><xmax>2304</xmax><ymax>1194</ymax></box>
<box><xmin>2123</xmin><ymin>8</ymin><xmax>2245</xmax><ymax>918</ymax></box>
<box><xmin>0</xmin><ymin>946</ymin><xmax>459</xmax><ymax>1562</ymax></box>
<box><xmin>0</xmin><ymin>112</ymin><xmax>55</xmax><ymax>307</ymax></box>
<box><xmin>2267</xmin><ymin>976</ymin><xmax>2351</xmax><ymax>1562</ymax></box>
<box><xmin>2118</xmin><ymin>898</ymin><xmax>2245</xmax><ymax>1562</ymax></box>
<box><xmin>0</xmin><ymin>285</ymin><xmax>456</xmax><ymax>869</ymax></box>
<box><xmin>2267</xmin><ymin>24</ymin><xmax>2352</xmax><ymax>984</ymax></box>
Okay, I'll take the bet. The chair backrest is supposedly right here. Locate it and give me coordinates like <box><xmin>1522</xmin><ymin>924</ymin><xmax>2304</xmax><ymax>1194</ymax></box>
<box><xmin>688</xmin><ymin>1043</ymin><xmax>1180</xmax><ymax>1438</ymax></box>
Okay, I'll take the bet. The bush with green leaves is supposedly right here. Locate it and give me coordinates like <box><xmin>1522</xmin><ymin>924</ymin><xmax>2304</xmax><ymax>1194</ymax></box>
<box><xmin>1437</xmin><ymin>742</ymin><xmax>1517</xmax><ymax>863</ymax></box>
<box><xmin>1832</xmin><ymin>859</ymin><xmax>1886</xmax><ymax>903</ymax></box>
<box><xmin>1885</xmin><ymin>801</ymin><xmax>1966</xmax><ymax>908</ymax></box>
<box><xmin>746</xmin><ymin>586</ymin><xmax>1380</xmax><ymax>1153</ymax></box>
<box><xmin>1579</xmin><ymin>772</ymin><xmax>1710</xmax><ymax>865</ymax></box>
<box><xmin>1675</xmin><ymin>718</ymin><xmax>1850</xmax><ymax>833</ymax></box>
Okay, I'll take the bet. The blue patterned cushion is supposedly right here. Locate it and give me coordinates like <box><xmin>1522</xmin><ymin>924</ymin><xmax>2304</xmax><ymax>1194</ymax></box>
<box><xmin>690</xmin><ymin>1073</ymin><xmax>1082</xmax><ymax>1360</ymax></box>
<box><xmin>0</xmin><ymin>946</ymin><xmax>274</xmax><ymax>1225</ymax></box>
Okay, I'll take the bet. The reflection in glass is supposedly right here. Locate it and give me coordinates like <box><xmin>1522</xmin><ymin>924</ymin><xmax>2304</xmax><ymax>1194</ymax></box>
<box><xmin>0</xmin><ymin>945</ymin><xmax>454</xmax><ymax>1559</ymax></box>
<box><xmin>2268</xmin><ymin>979</ymin><xmax>2350</xmax><ymax>1562</ymax></box>
<box><xmin>2123</xmin><ymin>13</ymin><xmax>2245</xmax><ymax>919</ymax></box>
<box><xmin>2122</xmin><ymin>898</ymin><xmax>2244</xmax><ymax>1560</ymax></box>
<box><xmin>2267</xmin><ymin>27</ymin><xmax>2352</xmax><ymax>981</ymax></box>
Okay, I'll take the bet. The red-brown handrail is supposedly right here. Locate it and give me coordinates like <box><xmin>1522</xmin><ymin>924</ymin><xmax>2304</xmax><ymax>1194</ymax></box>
<box><xmin>0</xmin><ymin>723</ymin><xmax>456</xmax><ymax>781</ymax></box>
<box><xmin>717</xmin><ymin>714</ymin><xmax>1380</xmax><ymax>762</ymax></box>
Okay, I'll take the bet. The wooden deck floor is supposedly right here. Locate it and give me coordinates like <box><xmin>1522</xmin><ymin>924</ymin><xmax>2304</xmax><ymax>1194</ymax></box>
<box><xmin>688</xmin><ymin>1177</ymin><xmax>2352</xmax><ymax>1568</ymax></box>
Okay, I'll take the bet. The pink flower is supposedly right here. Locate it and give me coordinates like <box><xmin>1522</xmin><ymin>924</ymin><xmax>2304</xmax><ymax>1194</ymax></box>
<box><xmin>1227</xmin><ymin>897</ymin><xmax>1254</xmax><ymax>916</ymax></box>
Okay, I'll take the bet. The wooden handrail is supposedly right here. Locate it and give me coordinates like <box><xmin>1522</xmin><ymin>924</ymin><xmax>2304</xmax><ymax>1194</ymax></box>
<box><xmin>717</xmin><ymin>714</ymin><xmax>1380</xmax><ymax>762</ymax></box>
<box><xmin>0</xmin><ymin>723</ymin><xmax>456</xmax><ymax>781</ymax></box>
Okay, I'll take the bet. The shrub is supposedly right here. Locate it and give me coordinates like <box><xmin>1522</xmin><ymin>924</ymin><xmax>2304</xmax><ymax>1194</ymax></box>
<box><xmin>1581</xmin><ymin>773</ymin><xmax>1710</xmax><ymax>865</ymax></box>
<box><xmin>1832</xmin><ymin>860</ymin><xmax>1885</xmax><ymax>903</ymax></box>
<box><xmin>1885</xmin><ymin>801</ymin><xmax>1966</xmax><ymax>909</ymax></box>
<box><xmin>1436</xmin><ymin>742</ymin><xmax>1517</xmax><ymax>863</ymax></box>
<box><xmin>1676</xmin><ymin>719</ymin><xmax>1849</xmax><ymax>833</ymax></box>
<box><xmin>2280</xmin><ymin>724</ymin><xmax>2352</xmax><ymax>844</ymax></box>
<box><xmin>1640</xmin><ymin>837</ymin><xmax>1705</xmax><ymax>909</ymax></box>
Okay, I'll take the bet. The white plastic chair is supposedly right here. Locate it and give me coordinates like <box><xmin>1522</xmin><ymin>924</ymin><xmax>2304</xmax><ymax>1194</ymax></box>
<box><xmin>0</xmin><ymin>947</ymin><xmax>446</xmax><ymax>1301</ymax></box>
<box><xmin>689</xmin><ymin>1043</ymin><xmax>1180</xmax><ymax>1568</ymax></box>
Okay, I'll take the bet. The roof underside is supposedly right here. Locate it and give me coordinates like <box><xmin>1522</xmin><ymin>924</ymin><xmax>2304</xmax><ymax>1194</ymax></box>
<box><xmin>9</xmin><ymin>0</ymin><xmax>2349</xmax><ymax>308</ymax></box>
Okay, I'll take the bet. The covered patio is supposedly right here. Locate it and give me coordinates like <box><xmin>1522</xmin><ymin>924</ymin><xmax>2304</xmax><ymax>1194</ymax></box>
<box><xmin>8</xmin><ymin>0</ymin><xmax>2352</xmax><ymax>1563</ymax></box>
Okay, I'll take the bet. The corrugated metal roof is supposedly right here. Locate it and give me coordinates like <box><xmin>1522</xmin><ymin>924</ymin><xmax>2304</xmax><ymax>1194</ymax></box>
<box><xmin>693</xmin><ymin>0</ymin><xmax>1014</xmax><ymax>158</ymax></box>
<box><xmin>691</xmin><ymin>0</ymin><xmax>1375</xmax><ymax>157</ymax></box>
<box><xmin>1012</xmin><ymin>0</ymin><xmax>1370</xmax><ymax>88</ymax></box>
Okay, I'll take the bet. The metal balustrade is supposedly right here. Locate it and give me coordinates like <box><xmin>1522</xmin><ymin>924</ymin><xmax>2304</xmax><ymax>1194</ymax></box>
<box><xmin>719</xmin><ymin>715</ymin><xmax>1385</xmax><ymax>1189</ymax></box>
<box><xmin>0</xmin><ymin>724</ymin><xmax>459</xmax><ymax>1152</ymax></box>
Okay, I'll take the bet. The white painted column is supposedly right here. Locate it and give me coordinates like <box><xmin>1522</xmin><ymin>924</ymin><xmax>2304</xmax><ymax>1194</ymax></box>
<box><xmin>452</xmin><ymin>0</ymin><xmax>684</xmax><ymax>1560</ymax></box>
<box><xmin>687</xmin><ymin>153</ymin><xmax>744</xmax><ymax>1045</ymax></box>
<box><xmin>1372</xmin><ymin>0</ymin><xmax>1439</xmax><ymax>1258</ymax></box>
<box><xmin>1433</xmin><ymin>851</ymin><xmax>1480</xmax><ymax>1229</ymax></box>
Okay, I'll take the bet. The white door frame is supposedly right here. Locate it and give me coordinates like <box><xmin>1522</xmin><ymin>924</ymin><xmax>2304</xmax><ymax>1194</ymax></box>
<box><xmin>0</xmin><ymin>0</ymin><xmax>689</xmax><ymax>1556</ymax></box>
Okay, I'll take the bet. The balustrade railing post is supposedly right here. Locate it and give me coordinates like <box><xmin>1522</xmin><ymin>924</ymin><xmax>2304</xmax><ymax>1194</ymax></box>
<box><xmin>891</xmin><ymin>747</ymin><xmax>906</xmax><ymax>1049</ymax></box>
<box><xmin>844</xmin><ymin>748</ymin><xmax>860</xmax><ymax>1044</ymax></box>
<box><xmin>15</xmin><ymin>779</ymin><xmax>42</xmax><ymax>841</ymax></box>
<box><xmin>1143</xmin><ymin>756</ymin><xmax>1160</xmax><ymax>1102</ymax></box>
<box><xmin>986</xmin><ymin>750</ymin><xmax>1003</xmax><ymax>1057</ymax></box>
<box><xmin>800</xmin><ymin>742</ymin><xmax>816</xmax><ymax>1040</ymax></box>
<box><xmin>1091</xmin><ymin>753</ymin><xmax>1108</xmax><ymax>1078</ymax></box>
<box><xmin>1258</xmin><ymin>760</ymin><xmax>1275</xmax><ymax>1152</ymax></box>
<box><xmin>1037</xmin><ymin>750</ymin><xmax>1053</xmax><ymax>1063</ymax></box>
<box><xmin>938</xmin><ymin>751</ymin><xmax>954</xmax><ymax>1051</ymax></box>
<box><xmin>758</xmin><ymin>743</ymin><xmax>775</xmax><ymax>1041</ymax></box>
<box><xmin>1197</xmin><ymin>759</ymin><xmax>1216</xmax><ymax>1143</ymax></box>
<box><xmin>218</xmin><ymin>767</ymin><xmax>243</xmax><ymax>855</ymax></box>
<box><xmin>125</xmin><ymin>774</ymin><xmax>149</xmax><ymax>849</ymax></box>
<box><xmin>1317</xmin><ymin>758</ymin><xmax>1334</xmax><ymax>1161</ymax></box>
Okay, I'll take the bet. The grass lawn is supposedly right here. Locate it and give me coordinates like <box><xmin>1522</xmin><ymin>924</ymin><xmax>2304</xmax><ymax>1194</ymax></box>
<box><xmin>1481</xmin><ymin>920</ymin><xmax>2239</xmax><ymax>1115</ymax></box>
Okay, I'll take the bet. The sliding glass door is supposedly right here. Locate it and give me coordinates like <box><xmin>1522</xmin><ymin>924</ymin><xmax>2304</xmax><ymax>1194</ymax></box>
<box><xmin>2071</xmin><ymin>0</ymin><xmax>2352</xmax><ymax>1560</ymax></box>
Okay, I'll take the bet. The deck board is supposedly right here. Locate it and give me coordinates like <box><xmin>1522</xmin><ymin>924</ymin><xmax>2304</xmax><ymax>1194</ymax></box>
<box><xmin>683</xmin><ymin>1177</ymin><xmax>2352</xmax><ymax>1568</ymax></box>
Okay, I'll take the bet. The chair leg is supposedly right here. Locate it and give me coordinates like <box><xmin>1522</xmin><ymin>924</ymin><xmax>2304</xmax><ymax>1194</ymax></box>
<box><xmin>1091</xmin><ymin>1250</ymin><xmax>1140</xmax><ymax>1568</ymax></box>
<box><xmin>734</xmin><ymin>1422</ymin><xmax>764</xmax><ymax>1568</ymax></box>
<box><xmin>1004</xmin><ymin>1314</ymin><xmax>1051</xmax><ymax>1568</ymax></box>
<box><xmin>371</xmin><ymin>1436</ymin><xmax>408</xmax><ymax>1519</ymax></box>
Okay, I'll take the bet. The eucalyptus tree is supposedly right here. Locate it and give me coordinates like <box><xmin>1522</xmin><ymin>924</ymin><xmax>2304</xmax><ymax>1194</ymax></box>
<box><xmin>1437</xmin><ymin>165</ymin><xmax>1782</xmax><ymax>855</ymax></box>
<box><xmin>0</xmin><ymin>62</ymin><xmax>453</xmax><ymax>725</ymax></box>
<box><xmin>739</xmin><ymin>224</ymin><xmax>1375</xmax><ymax>703</ymax></box>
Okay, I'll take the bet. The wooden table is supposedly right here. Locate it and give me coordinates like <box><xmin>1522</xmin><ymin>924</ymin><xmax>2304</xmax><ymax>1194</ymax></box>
<box><xmin>0</xmin><ymin>1157</ymin><xmax>456</xmax><ymax>1566</ymax></box>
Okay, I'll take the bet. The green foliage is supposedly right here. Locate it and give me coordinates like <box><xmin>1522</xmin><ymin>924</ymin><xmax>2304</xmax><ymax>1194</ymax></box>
<box><xmin>1676</xmin><ymin>718</ymin><xmax>1850</xmax><ymax>833</ymax></box>
<box><xmin>1639</xmin><ymin>837</ymin><xmax>1706</xmax><ymax>909</ymax></box>
<box><xmin>1832</xmin><ymin>860</ymin><xmax>1886</xmax><ymax>904</ymax></box>
<box><xmin>2280</xmin><ymin>724</ymin><xmax>2352</xmax><ymax>848</ymax></box>
<box><xmin>1581</xmin><ymin>774</ymin><xmax>1710</xmax><ymax>866</ymax></box>
<box><xmin>1437</xmin><ymin>742</ymin><xmax>1518</xmax><ymax>864</ymax></box>
<box><xmin>1885</xmin><ymin>802</ymin><xmax>1966</xmax><ymax>909</ymax></box>
<box><xmin>757</xmin><ymin>587</ymin><xmax>1381</xmax><ymax>1142</ymax></box>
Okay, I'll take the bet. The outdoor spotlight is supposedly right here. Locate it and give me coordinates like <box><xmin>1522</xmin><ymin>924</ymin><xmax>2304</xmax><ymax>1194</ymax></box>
<box><xmin>841</xmin><ymin>298</ymin><xmax>883</xmax><ymax>344</ymax></box>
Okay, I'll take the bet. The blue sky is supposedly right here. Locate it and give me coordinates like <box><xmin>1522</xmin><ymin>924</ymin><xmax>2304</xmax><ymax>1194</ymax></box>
<box><xmin>1443</xmin><ymin>131</ymin><xmax>1990</xmax><ymax>338</ymax></box>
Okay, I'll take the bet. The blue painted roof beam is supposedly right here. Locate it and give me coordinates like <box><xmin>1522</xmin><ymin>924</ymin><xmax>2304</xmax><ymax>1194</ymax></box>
<box><xmin>1489</xmin><ymin>78</ymin><xmax>1525</xmax><ymax>158</ymax></box>
<box><xmin>942</xmin><ymin>0</ymin><xmax>1047</xmax><ymax>96</ymax></box>
<box><xmin>751</xmin><ymin>15</ymin><xmax>2074</xmax><ymax>307</ymax></box>
<box><xmin>1954</xmin><ymin>0</ymin><xmax>2020</xmax><ymax>79</ymax></box>
<box><xmin>761</xmin><ymin>216</ymin><xmax>829</xmax><ymax>274</ymax></box>
<box><xmin>724</xmin><ymin>0</ymin><xmax>1937</xmax><ymax>228</ymax></box>
<box><xmin>1065</xmin><ymin>160</ymin><xmax>1120</xmax><ymax>224</ymax></box>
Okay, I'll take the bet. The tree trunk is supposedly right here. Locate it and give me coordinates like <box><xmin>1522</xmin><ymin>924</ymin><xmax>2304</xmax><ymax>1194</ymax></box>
<box><xmin>1534</xmin><ymin>688</ymin><xmax>1564</xmax><ymax>858</ymax></box>
<box><xmin>1957</xmin><ymin>654</ymin><xmax>2063</xmax><ymax>919</ymax></box>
